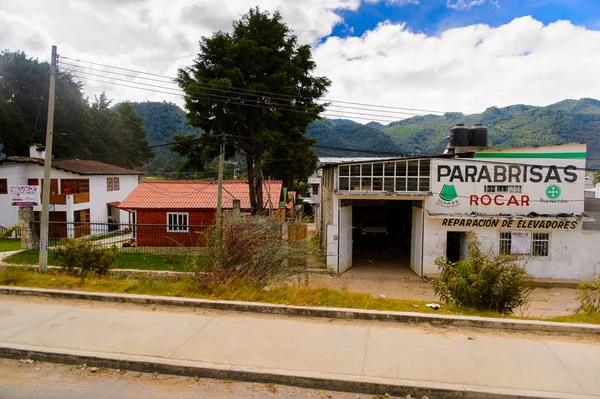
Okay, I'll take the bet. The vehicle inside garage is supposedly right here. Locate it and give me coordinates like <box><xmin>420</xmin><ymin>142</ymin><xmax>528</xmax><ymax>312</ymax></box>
<box><xmin>351</xmin><ymin>199</ymin><xmax>416</xmax><ymax>273</ymax></box>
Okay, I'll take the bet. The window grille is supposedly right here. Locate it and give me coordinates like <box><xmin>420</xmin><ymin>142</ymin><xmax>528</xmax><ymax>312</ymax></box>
<box><xmin>167</xmin><ymin>212</ymin><xmax>189</xmax><ymax>232</ymax></box>
<box><xmin>337</xmin><ymin>159</ymin><xmax>430</xmax><ymax>193</ymax></box>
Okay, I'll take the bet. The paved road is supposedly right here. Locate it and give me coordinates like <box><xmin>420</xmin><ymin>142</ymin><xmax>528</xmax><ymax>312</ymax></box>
<box><xmin>1</xmin><ymin>296</ymin><xmax>599</xmax><ymax>398</ymax></box>
<box><xmin>0</xmin><ymin>358</ymin><xmax>395</xmax><ymax>399</ymax></box>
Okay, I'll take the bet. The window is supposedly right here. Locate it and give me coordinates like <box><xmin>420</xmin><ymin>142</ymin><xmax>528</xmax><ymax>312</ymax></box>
<box><xmin>113</xmin><ymin>177</ymin><xmax>120</xmax><ymax>191</ymax></box>
<box><xmin>312</xmin><ymin>185</ymin><xmax>319</xmax><ymax>195</ymax></box>
<box><xmin>485</xmin><ymin>185</ymin><xmax>522</xmax><ymax>193</ymax></box>
<box><xmin>61</xmin><ymin>179</ymin><xmax>89</xmax><ymax>194</ymax></box>
<box><xmin>499</xmin><ymin>231</ymin><xmax>550</xmax><ymax>257</ymax></box>
<box><xmin>337</xmin><ymin>159</ymin><xmax>431</xmax><ymax>193</ymax></box>
<box><xmin>107</xmin><ymin>177</ymin><xmax>113</xmax><ymax>191</ymax></box>
<box><xmin>167</xmin><ymin>212</ymin><xmax>189</xmax><ymax>232</ymax></box>
<box><xmin>499</xmin><ymin>232</ymin><xmax>512</xmax><ymax>254</ymax></box>
<box><xmin>531</xmin><ymin>233</ymin><xmax>550</xmax><ymax>257</ymax></box>
<box><xmin>0</xmin><ymin>179</ymin><xmax>7</xmax><ymax>194</ymax></box>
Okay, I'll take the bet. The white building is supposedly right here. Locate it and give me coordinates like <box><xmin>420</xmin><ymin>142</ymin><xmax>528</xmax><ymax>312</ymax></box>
<box><xmin>0</xmin><ymin>145</ymin><xmax>142</xmax><ymax>237</ymax></box>
<box><xmin>317</xmin><ymin>137</ymin><xmax>600</xmax><ymax>281</ymax></box>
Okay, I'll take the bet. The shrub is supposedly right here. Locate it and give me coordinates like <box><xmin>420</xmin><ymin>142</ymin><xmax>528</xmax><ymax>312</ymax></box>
<box><xmin>54</xmin><ymin>239</ymin><xmax>119</xmax><ymax>280</ymax></box>
<box><xmin>431</xmin><ymin>232</ymin><xmax>534</xmax><ymax>313</ymax></box>
<box><xmin>577</xmin><ymin>276</ymin><xmax>600</xmax><ymax>314</ymax></box>
<box><xmin>197</xmin><ymin>212</ymin><xmax>316</xmax><ymax>289</ymax></box>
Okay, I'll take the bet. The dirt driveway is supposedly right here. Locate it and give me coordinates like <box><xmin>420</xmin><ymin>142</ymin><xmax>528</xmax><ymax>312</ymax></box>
<box><xmin>310</xmin><ymin>268</ymin><xmax>580</xmax><ymax>319</ymax></box>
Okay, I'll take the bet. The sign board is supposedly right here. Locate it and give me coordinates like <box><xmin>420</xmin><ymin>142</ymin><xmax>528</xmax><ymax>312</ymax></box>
<box><xmin>511</xmin><ymin>231</ymin><xmax>531</xmax><ymax>254</ymax></box>
<box><xmin>440</xmin><ymin>218</ymin><xmax>579</xmax><ymax>230</ymax></box>
<box><xmin>427</xmin><ymin>143</ymin><xmax>586</xmax><ymax>216</ymax></box>
<box><xmin>10</xmin><ymin>185</ymin><xmax>40</xmax><ymax>207</ymax></box>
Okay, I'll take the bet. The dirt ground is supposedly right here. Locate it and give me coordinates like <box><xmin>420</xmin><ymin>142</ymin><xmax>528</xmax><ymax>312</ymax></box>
<box><xmin>310</xmin><ymin>270</ymin><xmax>580</xmax><ymax>319</ymax></box>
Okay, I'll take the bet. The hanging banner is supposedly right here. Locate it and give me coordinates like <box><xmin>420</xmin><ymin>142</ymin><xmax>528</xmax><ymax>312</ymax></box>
<box><xmin>10</xmin><ymin>185</ymin><xmax>40</xmax><ymax>207</ymax></box>
<box><xmin>511</xmin><ymin>231</ymin><xmax>531</xmax><ymax>254</ymax></box>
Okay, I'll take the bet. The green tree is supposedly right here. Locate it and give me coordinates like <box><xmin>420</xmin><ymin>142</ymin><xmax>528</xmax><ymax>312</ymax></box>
<box><xmin>176</xmin><ymin>8</ymin><xmax>330</xmax><ymax>212</ymax></box>
<box><xmin>0</xmin><ymin>50</ymin><xmax>94</xmax><ymax>158</ymax></box>
<box><xmin>594</xmin><ymin>171</ymin><xmax>600</xmax><ymax>185</ymax></box>
<box><xmin>89</xmin><ymin>93</ymin><xmax>153</xmax><ymax>169</ymax></box>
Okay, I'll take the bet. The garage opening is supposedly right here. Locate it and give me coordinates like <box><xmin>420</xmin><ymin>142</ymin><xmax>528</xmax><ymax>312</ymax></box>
<box><xmin>350</xmin><ymin>199</ymin><xmax>422</xmax><ymax>276</ymax></box>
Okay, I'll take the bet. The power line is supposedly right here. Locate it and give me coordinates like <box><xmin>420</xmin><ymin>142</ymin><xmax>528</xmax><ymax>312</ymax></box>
<box><xmin>68</xmin><ymin>69</ymin><xmax>402</xmax><ymax>121</ymax></box>
<box><xmin>64</xmin><ymin>62</ymin><xmax>438</xmax><ymax>119</ymax></box>
<box><xmin>74</xmin><ymin>75</ymin><xmax>408</xmax><ymax>123</ymax></box>
<box><xmin>60</xmin><ymin>55</ymin><xmax>446</xmax><ymax>115</ymax></box>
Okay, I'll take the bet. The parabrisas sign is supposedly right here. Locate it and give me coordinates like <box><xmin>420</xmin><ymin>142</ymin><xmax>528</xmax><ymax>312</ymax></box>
<box><xmin>436</xmin><ymin>164</ymin><xmax>578</xmax><ymax>184</ymax></box>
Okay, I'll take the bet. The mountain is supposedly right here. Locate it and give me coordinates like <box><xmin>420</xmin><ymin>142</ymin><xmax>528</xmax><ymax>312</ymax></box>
<box><xmin>128</xmin><ymin>98</ymin><xmax>600</xmax><ymax>174</ymax></box>
<box><xmin>376</xmin><ymin>98</ymin><xmax>600</xmax><ymax>167</ymax></box>
<box><xmin>129</xmin><ymin>101</ymin><xmax>202</xmax><ymax>174</ymax></box>
<box><xmin>305</xmin><ymin>119</ymin><xmax>406</xmax><ymax>156</ymax></box>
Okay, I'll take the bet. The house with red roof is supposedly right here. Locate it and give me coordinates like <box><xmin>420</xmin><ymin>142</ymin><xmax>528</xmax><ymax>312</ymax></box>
<box><xmin>118</xmin><ymin>179</ymin><xmax>283</xmax><ymax>247</ymax></box>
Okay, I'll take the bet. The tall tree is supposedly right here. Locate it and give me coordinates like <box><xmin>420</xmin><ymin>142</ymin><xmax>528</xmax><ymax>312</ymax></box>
<box><xmin>0</xmin><ymin>50</ymin><xmax>94</xmax><ymax>158</ymax></box>
<box><xmin>176</xmin><ymin>8</ymin><xmax>330</xmax><ymax>212</ymax></box>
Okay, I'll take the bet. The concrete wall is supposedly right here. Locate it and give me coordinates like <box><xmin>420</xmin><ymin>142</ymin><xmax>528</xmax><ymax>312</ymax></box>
<box><xmin>0</xmin><ymin>162</ymin><xmax>139</xmax><ymax>228</ymax></box>
<box><xmin>421</xmin><ymin>217</ymin><xmax>600</xmax><ymax>280</ymax></box>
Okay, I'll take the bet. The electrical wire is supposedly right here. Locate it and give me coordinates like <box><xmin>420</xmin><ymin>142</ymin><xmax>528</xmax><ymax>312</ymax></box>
<box><xmin>64</xmin><ymin>62</ymin><xmax>440</xmax><ymax>119</ymax></box>
<box><xmin>69</xmin><ymin>72</ymin><xmax>407</xmax><ymax>123</ymax></box>
<box><xmin>60</xmin><ymin>55</ymin><xmax>446</xmax><ymax>115</ymax></box>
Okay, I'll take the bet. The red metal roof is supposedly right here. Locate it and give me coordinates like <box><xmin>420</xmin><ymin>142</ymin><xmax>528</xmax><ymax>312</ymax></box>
<box><xmin>118</xmin><ymin>180</ymin><xmax>282</xmax><ymax>211</ymax></box>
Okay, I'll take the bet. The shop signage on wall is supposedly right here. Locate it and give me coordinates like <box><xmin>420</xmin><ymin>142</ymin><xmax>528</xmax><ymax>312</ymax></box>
<box><xmin>10</xmin><ymin>185</ymin><xmax>40</xmax><ymax>207</ymax></box>
<box><xmin>511</xmin><ymin>231</ymin><xmax>531</xmax><ymax>254</ymax></box>
<box><xmin>441</xmin><ymin>218</ymin><xmax>579</xmax><ymax>230</ymax></box>
<box><xmin>436</xmin><ymin>164</ymin><xmax>578</xmax><ymax>184</ymax></box>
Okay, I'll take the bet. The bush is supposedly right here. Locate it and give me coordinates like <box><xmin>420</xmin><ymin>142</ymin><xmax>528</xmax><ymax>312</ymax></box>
<box><xmin>197</xmin><ymin>213</ymin><xmax>314</xmax><ymax>289</ymax></box>
<box><xmin>577</xmin><ymin>276</ymin><xmax>600</xmax><ymax>314</ymax></box>
<box><xmin>54</xmin><ymin>239</ymin><xmax>119</xmax><ymax>280</ymax></box>
<box><xmin>431</xmin><ymin>232</ymin><xmax>534</xmax><ymax>313</ymax></box>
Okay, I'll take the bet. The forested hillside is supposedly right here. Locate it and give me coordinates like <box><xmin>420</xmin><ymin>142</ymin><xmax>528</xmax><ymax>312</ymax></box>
<box><xmin>308</xmin><ymin>98</ymin><xmax>600</xmax><ymax>168</ymax></box>
<box><xmin>4</xmin><ymin>51</ymin><xmax>598</xmax><ymax>175</ymax></box>
<box><xmin>129</xmin><ymin>102</ymin><xmax>201</xmax><ymax>174</ymax></box>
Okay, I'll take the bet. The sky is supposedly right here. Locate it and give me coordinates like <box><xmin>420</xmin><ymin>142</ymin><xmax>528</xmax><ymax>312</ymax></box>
<box><xmin>2</xmin><ymin>0</ymin><xmax>600</xmax><ymax>123</ymax></box>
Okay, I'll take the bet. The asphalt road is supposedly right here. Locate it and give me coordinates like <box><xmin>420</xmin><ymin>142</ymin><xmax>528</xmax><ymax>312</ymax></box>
<box><xmin>0</xmin><ymin>359</ymin><xmax>405</xmax><ymax>399</ymax></box>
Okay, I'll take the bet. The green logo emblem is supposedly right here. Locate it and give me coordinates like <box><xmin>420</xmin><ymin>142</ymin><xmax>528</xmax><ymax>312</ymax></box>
<box><xmin>440</xmin><ymin>184</ymin><xmax>458</xmax><ymax>201</ymax></box>
<box><xmin>545</xmin><ymin>185</ymin><xmax>561</xmax><ymax>199</ymax></box>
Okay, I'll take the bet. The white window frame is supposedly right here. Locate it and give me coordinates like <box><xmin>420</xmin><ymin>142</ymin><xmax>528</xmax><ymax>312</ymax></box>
<box><xmin>167</xmin><ymin>212</ymin><xmax>189</xmax><ymax>233</ymax></box>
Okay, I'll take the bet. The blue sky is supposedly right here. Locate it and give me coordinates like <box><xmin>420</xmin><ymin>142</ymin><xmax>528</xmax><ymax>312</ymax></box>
<box><xmin>330</xmin><ymin>0</ymin><xmax>600</xmax><ymax>39</ymax></box>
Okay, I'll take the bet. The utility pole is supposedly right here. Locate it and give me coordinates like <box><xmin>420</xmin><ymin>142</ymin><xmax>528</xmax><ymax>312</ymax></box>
<box><xmin>215</xmin><ymin>134</ymin><xmax>225</xmax><ymax>236</ymax></box>
<box><xmin>39</xmin><ymin>45</ymin><xmax>57</xmax><ymax>273</ymax></box>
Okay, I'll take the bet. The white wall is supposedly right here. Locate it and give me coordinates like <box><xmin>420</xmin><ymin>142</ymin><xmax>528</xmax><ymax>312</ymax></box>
<box><xmin>421</xmin><ymin>216</ymin><xmax>600</xmax><ymax>280</ymax></box>
<box><xmin>0</xmin><ymin>162</ymin><xmax>139</xmax><ymax>228</ymax></box>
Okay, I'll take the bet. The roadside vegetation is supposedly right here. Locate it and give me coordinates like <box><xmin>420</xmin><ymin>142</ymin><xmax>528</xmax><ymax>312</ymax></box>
<box><xmin>431</xmin><ymin>233</ymin><xmax>535</xmax><ymax>314</ymax></box>
<box><xmin>2</xmin><ymin>249</ymin><xmax>201</xmax><ymax>272</ymax></box>
<box><xmin>0</xmin><ymin>267</ymin><xmax>598</xmax><ymax>324</ymax></box>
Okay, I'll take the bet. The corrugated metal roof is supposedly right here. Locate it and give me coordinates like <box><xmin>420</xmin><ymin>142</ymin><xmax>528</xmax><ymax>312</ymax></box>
<box><xmin>118</xmin><ymin>180</ymin><xmax>282</xmax><ymax>211</ymax></box>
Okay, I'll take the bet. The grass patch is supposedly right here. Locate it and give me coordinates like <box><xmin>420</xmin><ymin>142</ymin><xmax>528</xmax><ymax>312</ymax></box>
<box><xmin>0</xmin><ymin>238</ymin><xmax>21</xmax><ymax>252</ymax></box>
<box><xmin>547</xmin><ymin>313</ymin><xmax>600</xmax><ymax>325</ymax></box>
<box><xmin>2</xmin><ymin>250</ymin><xmax>207</xmax><ymax>272</ymax></box>
<box><xmin>0</xmin><ymin>267</ymin><xmax>544</xmax><ymax>321</ymax></box>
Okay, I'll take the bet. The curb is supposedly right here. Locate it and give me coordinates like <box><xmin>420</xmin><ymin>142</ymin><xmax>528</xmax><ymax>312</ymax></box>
<box><xmin>1</xmin><ymin>286</ymin><xmax>599</xmax><ymax>335</ymax></box>
<box><xmin>0</xmin><ymin>343</ymin><xmax>593</xmax><ymax>399</ymax></box>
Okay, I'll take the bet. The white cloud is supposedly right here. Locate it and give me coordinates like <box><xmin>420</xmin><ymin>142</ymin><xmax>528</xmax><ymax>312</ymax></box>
<box><xmin>447</xmin><ymin>0</ymin><xmax>492</xmax><ymax>10</ymax></box>
<box><xmin>313</xmin><ymin>16</ymin><xmax>600</xmax><ymax>119</ymax></box>
<box><xmin>1</xmin><ymin>1</ymin><xmax>598</xmax><ymax>124</ymax></box>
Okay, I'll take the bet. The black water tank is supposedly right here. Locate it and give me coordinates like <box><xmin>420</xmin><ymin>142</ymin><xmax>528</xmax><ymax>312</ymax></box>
<box><xmin>469</xmin><ymin>124</ymin><xmax>488</xmax><ymax>147</ymax></box>
<box><xmin>449</xmin><ymin>124</ymin><xmax>470</xmax><ymax>147</ymax></box>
